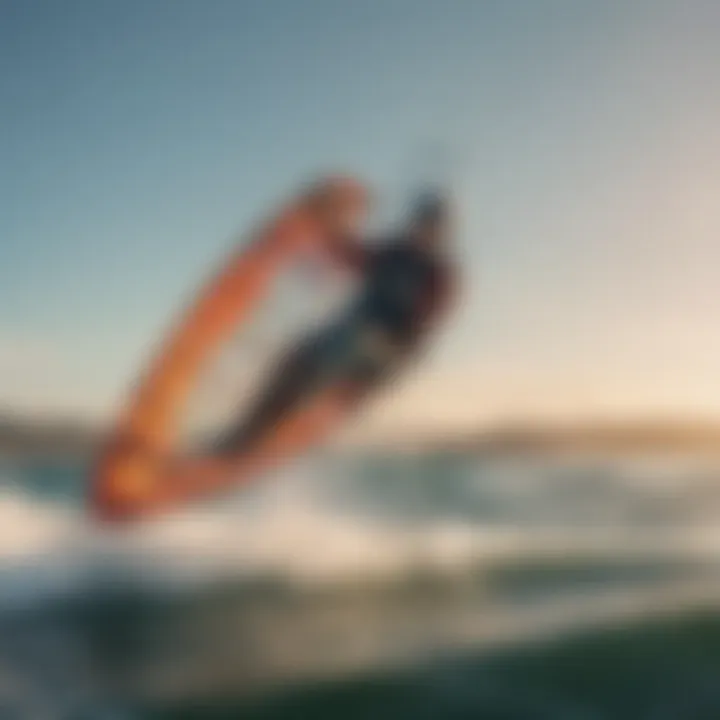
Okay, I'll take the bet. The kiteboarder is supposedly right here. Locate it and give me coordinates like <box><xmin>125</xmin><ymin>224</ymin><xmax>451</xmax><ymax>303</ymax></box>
<box><xmin>214</xmin><ymin>190</ymin><xmax>457</xmax><ymax>456</ymax></box>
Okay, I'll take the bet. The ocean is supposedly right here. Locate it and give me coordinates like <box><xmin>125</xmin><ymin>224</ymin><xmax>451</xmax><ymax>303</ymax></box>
<box><xmin>1</xmin><ymin>448</ymin><xmax>720</xmax><ymax>718</ymax></box>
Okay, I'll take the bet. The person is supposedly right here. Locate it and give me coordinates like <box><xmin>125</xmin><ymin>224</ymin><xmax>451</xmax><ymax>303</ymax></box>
<box><xmin>212</xmin><ymin>189</ymin><xmax>458</xmax><ymax>457</ymax></box>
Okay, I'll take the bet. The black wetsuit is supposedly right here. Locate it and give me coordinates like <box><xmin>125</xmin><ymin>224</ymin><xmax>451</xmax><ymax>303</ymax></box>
<box><xmin>214</xmin><ymin>238</ymin><xmax>452</xmax><ymax>455</ymax></box>
<box><xmin>311</xmin><ymin>240</ymin><xmax>450</xmax><ymax>378</ymax></box>
<box><xmin>357</xmin><ymin>242</ymin><xmax>445</xmax><ymax>344</ymax></box>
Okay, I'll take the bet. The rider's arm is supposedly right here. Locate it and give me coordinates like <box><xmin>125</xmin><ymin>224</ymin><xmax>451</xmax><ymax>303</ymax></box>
<box><xmin>380</xmin><ymin>265</ymin><xmax>457</xmax><ymax>382</ymax></box>
<box><xmin>323</xmin><ymin>232</ymin><xmax>373</xmax><ymax>273</ymax></box>
<box><xmin>406</xmin><ymin>263</ymin><xmax>457</xmax><ymax>345</ymax></box>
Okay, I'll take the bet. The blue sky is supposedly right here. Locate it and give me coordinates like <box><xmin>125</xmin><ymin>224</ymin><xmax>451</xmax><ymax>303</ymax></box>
<box><xmin>2</xmin><ymin>0</ymin><xmax>720</xmax><ymax>427</ymax></box>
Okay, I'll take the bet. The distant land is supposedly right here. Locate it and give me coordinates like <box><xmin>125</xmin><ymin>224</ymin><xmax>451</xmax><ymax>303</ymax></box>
<box><xmin>2</xmin><ymin>413</ymin><xmax>720</xmax><ymax>459</ymax></box>
<box><xmin>0</xmin><ymin>414</ymin><xmax>102</xmax><ymax>458</ymax></box>
<box><xmin>436</xmin><ymin>420</ymin><xmax>720</xmax><ymax>455</ymax></box>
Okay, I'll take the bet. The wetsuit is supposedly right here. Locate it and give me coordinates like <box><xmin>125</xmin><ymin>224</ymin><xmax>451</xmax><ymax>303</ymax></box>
<box><xmin>214</xmin><ymin>236</ymin><xmax>453</xmax><ymax>455</ymax></box>
<box><xmin>320</xmin><ymin>238</ymin><xmax>452</xmax><ymax>374</ymax></box>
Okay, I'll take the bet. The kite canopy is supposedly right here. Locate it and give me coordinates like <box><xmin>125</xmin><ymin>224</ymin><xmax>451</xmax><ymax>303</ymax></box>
<box><xmin>91</xmin><ymin>176</ymin><xmax>369</xmax><ymax>522</ymax></box>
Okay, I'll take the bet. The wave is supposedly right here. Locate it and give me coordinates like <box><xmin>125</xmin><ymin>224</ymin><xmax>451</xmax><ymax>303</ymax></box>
<box><xmin>1</xmin><ymin>455</ymin><xmax>720</xmax><ymax>615</ymax></box>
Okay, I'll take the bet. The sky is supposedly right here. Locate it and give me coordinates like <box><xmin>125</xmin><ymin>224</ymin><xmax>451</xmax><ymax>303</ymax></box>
<box><xmin>2</xmin><ymin>0</ymin><xmax>720</xmax><ymax>431</ymax></box>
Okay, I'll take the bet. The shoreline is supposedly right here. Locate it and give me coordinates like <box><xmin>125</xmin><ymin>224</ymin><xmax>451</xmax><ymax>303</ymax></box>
<box><xmin>4</xmin><ymin>415</ymin><xmax>720</xmax><ymax>458</ymax></box>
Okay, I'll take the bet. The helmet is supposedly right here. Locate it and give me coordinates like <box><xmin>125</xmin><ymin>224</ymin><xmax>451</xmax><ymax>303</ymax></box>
<box><xmin>411</xmin><ymin>189</ymin><xmax>448</xmax><ymax>225</ymax></box>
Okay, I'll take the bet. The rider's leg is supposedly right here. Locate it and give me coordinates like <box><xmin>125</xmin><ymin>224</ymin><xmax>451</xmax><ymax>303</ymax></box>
<box><xmin>211</xmin><ymin>319</ymin><xmax>356</xmax><ymax>457</ymax></box>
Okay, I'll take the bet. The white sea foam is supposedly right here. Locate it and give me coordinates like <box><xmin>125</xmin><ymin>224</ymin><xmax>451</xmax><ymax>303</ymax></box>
<box><xmin>0</xmin><ymin>455</ymin><xmax>719</xmax><ymax>612</ymax></box>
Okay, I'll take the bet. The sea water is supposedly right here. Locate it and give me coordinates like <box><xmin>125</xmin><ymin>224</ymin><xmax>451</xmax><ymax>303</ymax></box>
<box><xmin>1</xmin><ymin>448</ymin><xmax>720</xmax><ymax>718</ymax></box>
